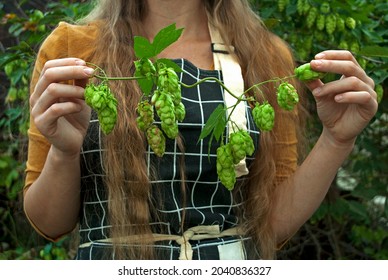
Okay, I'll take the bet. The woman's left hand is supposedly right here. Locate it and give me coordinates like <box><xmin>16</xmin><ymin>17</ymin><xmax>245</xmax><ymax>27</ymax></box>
<box><xmin>306</xmin><ymin>50</ymin><xmax>378</xmax><ymax>147</ymax></box>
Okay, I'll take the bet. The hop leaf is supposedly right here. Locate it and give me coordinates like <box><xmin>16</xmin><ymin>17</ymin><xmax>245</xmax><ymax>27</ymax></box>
<box><xmin>294</xmin><ymin>63</ymin><xmax>326</xmax><ymax>81</ymax></box>
<box><xmin>252</xmin><ymin>102</ymin><xmax>275</xmax><ymax>132</ymax></box>
<box><xmin>277</xmin><ymin>82</ymin><xmax>299</xmax><ymax>111</ymax></box>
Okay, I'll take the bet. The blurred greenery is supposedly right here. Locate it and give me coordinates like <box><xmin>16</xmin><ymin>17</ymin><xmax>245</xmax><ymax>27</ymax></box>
<box><xmin>0</xmin><ymin>0</ymin><xmax>387</xmax><ymax>259</ymax></box>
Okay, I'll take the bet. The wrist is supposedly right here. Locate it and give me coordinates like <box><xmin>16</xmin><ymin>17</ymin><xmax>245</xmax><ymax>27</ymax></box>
<box><xmin>49</xmin><ymin>145</ymin><xmax>81</xmax><ymax>163</ymax></box>
<box><xmin>320</xmin><ymin>128</ymin><xmax>356</xmax><ymax>152</ymax></box>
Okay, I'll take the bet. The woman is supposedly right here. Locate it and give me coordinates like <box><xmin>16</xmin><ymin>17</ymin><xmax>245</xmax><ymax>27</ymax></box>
<box><xmin>23</xmin><ymin>0</ymin><xmax>377</xmax><ymax>260</ymax></box>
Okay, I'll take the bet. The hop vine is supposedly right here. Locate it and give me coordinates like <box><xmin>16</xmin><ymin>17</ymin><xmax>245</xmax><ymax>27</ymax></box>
<box><xmin>84</xmin><ymin>24</ymin><xmax>326</xmax><ymax>190</ymax></box>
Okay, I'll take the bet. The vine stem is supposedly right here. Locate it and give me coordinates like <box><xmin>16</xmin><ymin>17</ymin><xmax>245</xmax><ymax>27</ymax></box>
<box><xmin>88</xmin><ymin>62</ymin><xmax>296</xmax><ymax>105</ymax></box>
<box><xmin>93</xmin><ymin>74</ymin><xmax>144</xmax><ymax>81</ymax></box>
<box><xmin>88</xmin><ymin>63</ymin><xmax>298</xmax><ymax>140</ymax></box>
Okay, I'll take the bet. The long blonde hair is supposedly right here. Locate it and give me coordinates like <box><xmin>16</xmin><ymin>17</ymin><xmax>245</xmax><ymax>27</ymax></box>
<box><xmin>80</xmin><ymin>0</ymin><xmax>307</xmax><ymax>259</ymax></box>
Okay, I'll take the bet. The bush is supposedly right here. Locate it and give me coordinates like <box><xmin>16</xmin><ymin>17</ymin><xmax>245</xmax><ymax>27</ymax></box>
<box><xmin>0</xmin><ymin>0</ymin><xmax>92</xmax><ymax>260</ymax></box>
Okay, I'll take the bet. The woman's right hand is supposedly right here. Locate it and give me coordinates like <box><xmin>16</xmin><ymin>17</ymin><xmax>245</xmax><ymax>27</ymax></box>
<box><xmin>30</xmin><ymin>58</ymin><xmax>94</xmax><ymax>157</ymax></box>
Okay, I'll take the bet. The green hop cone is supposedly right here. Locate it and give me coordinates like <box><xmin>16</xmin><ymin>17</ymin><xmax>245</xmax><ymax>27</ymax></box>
<box><xmin>136</xmin><ymin>100</ymin><xmax>154</xmax><ymax>131</ymax></box>
<box><xmin>146</xmin><ymin>124</ymin><xmax>166</xmax><ymax>157</ymax></box>
<box><xmin>134</xmin><ymin>58</ymin><xmax>156</xmax><ymax>78</ymax></box>
<box><xmin>297</xmin><ymin>0</ymin><xmax>309</xmax><ymax>15</ymax></box>
<box><xmin>350</xmin><ymin>41</ymin><xmax>360</xmax><ymax>53</ymax></box>
<box><xmin>302</xmin><ymin>0</ymin><xmax>310</xmax><ymax>14</ymax></box>
<box><xmin>240</xmin><ymin>130</ymin><xmax>255</xmax><ymax>156</ymax></box>
<box><xmin>154</xmin><ymin>90</ymin><xmax>177</xmax><ymax>139</ymax></box>
<box><xmin>252</xmin><ymin>101</ymin><xmax>275</xmax><ymax>132</ymax></box>
<box><xmin>325</xmin><ymin>14</ymin><xmax>337</xmax><ymax>35</ymax></box>
<box><xmin>296</xmin><ymin>0</ymin><xmax>304</xmax><ymax>15</ymax></box>
<box><xmin>158</xmin><ymin>66</ymin><xmax>181</xmax><ymax>105</ymax></box>
<box><xmin>229</xmin><ymin>131</ymin><xmax>248</xmax><ymax>164</ymax></box>
<box><xmin>277</xmin><ymin>82</ymin><xmax>299</xmax><ymax>111</ymax></box>
<box><xmin>338</xmin><ymin>40</ymin><xmax>348</xmax><ymax>50</ymax></box>
<box><xmin>336</xmin><ymin>16</ymin><xmax>345</xmax><ymax>32</ymax></box>
<box><xmin>306</xmin><ymin>7</ymin><xmax>318</xmax><ymax>29</ymax></box>
<box><xmin>316</xmin><ymin>14</ymin><xmax>326</xmax><ymax>31</ymax></box>
<box><xmin>98</xmin><ymin>96</ymin><xmax>117</xmax><ymax>135</ymax></box>
<box><xmin>85</xmin><ymin>83</ymin><xmax>98</xmax><ymax>107</ymax></box>
<box><xmin>161</xmin><ymin>121</ymin><xmax>179</xmax><ymax>139</ymax></box>
<box><xmin>375</xmin><ymin>84</ymin><xmax>383</xmax><ymax>104</ymax></box>
<box><xmin>174</xmin><ymin>102</ymin><xmax>186</xmax><ymax>122</ymax></box>
<box><xmin>277</xmin><ymin>0</ymin><xmax>289</xmax><ymax>12</ymax></box>
<box><xmin>229</xmin><ymin>130</ymin><xmax>255</xmax><ymax>164</ymax></box>
<box><xmin>320</xmin><ymin>2</ymin><xmax>331</xmax><ymax>14</ymax></box>
<box><xmin>345</xmin><ymin>17</ymin><xmax>356</xmax><ymax>29</ymax></box>
<box><xmin>357</xmin><ymin>57</ymin><xmax>367</xmax><ymax>70</ymax></box>
<box><xmin>85</xmin><ymin>83</ymin><xmax>118</xmax><ymax>135</ymax></box>
<box><xmin>216</xmin><ymin>143</ymin><xmax>236</xmax><ymax>191</ymax></box>
<box><xmin>294</xmin><ymin>63</ymin><xmax>326</xmax><ymax>81</ymax></box>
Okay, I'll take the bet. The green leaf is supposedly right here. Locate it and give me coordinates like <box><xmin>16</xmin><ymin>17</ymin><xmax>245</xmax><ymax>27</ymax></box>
<box><xmin>156</xmin><ymin>58</ymin><xmax>182</xmax><ymax>73</ymax></box>
<box><xmin>347</xmin><ymin>200</ymin><xmax>369</xmax><ymax>221</ymax></box>
<box><xmin>137</xmin><ymin>78</ymin><xmax>154</xmax><ymax>95</ymax></box>
<box><xmin>358</xmin><ymin>46</ymin><xmax>388</xmax><ymax>58</ymax></box>
<box><xmin>198</xmin><ymin>104</ymin><xmax>227</xmax><ymax>143</ymax></box>
<box><xmin>152</xmin><ymin>23</ymin><xmax>184</xmax><ymax>56</ymax></box>
<box><xmin>133</xmin><ymin>36</ymin><xmax>155</xmax><ymax>59</ymax></box>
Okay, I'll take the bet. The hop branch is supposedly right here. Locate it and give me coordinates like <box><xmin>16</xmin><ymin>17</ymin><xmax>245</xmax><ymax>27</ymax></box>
<box><xmin>84</xmin><ymin>24</ymin><xmax>326</xmax><ymax>190</ymax></box>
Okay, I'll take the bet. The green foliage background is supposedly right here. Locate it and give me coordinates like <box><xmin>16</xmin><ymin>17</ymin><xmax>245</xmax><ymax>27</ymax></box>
<box><xmin>0</xmin><ymin>0</ymin><xmax>387</xmax><ymax>259</ymax></box>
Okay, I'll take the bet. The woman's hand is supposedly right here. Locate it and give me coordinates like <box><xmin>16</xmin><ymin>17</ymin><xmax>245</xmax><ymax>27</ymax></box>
<box><xmin>30</xmin><ymin>58</ymin><xmax>94</xmax><ymax>156</ymax></box>
<box><xmin>306</xmin><ymin>50</ymin><xmax>378</xmax><ymax>147</ymax></box>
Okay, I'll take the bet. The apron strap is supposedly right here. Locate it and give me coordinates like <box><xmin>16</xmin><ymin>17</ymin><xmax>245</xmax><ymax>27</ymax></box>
<box><xmin>208</xmin><ymin>22</ymin><xmax>249</xmax><ymax>177</ymax></box>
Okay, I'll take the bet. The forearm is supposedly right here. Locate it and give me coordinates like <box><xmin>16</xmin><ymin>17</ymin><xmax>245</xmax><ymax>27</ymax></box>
<box><xmin>24</xmin><ymin>145</ymin><xmax>81</xmax><ymax>239</ymax></box>
<box><xmin>272</xmin><ymin>128</ymin><xmax>355</xmax><ymax>242</ymax></box>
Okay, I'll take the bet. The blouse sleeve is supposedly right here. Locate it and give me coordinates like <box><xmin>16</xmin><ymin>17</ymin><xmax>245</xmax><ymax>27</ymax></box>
<box><xmin>23</xmin><ymin>22</ymin><xmax>97</xmax><ymax>241</ymax></box>
<box><xmin>24</xmin><ymin>22</ymin><xmax>71</xmax><ymax>192</ymax></box>
<box><xmin>24</xmin><ymin>21</ymin><xmax>98</xmax><ymax>191</ymax></box>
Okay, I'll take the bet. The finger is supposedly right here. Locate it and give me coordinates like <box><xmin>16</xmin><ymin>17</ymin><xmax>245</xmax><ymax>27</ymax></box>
<box><xmin>33</xmin><ymin>101</ymin><xmax>83</xmax><ymax>136</ymax></box>
<box><xmin>334</xmin><ymin>90</ymin><xmax>378</xmax><ymax>121</ymax></box>
<box><xmin>334</xmin><ymin>90</ymin><xmax>376</xmax><ymax>107</ymax></box>
<box><xmin>31</xmin><ymin>83</ymin><xmax>86</xmax><ymax>116</ymax></box>
<box><xmin>40</xmin><ymin>58</ymin><xmax>87</xmax><ymax>73</ymax></box>
<box><xmin>311</xmin><ymin>76</ymin><xmax>375</xmax><ymax>99</ymax></box>
<box><xmin>310</xmin><ymin>52</ymin><xmax>374</xmax><ymax>87</ymax></box>
<box><xmin>304</xmin><ymin>79</ymin><xmax>324</xmax><ymax>93</ymax></box>
<box><xmin>32</xmin><ymin>60</ymin><xmax>94</xmax><ymax>102</ymax></box>
<box><xmin>314</xmin><ymin>50</ymin><xmax>359</xmax><ymax>64</ymax></box>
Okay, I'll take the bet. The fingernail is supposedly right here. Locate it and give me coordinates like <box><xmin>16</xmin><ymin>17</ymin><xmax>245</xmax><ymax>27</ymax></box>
<box><xmin>335</xmin><ymin>94</ymin><xmax>343</xmax><ymax>102</ymax></box>
<box><xmin>312</xmin><ymin>87</ymin><xmax>321</xmax><ymax>96</ymax></box>
<box><xmin>83</xmin><ymin>67</ymin><xmax>94</xmax><ymax>75</ymax></box>
<box><xmin>312</xmin><ymin>59</ymin><xmax>323</xmax><ymax>67</ymax></box>
<box><xmin>315</xmin><ymin>53</ymin><xmax>325</xmax><ymax>59</ymax></box>
<box><xmin>75</xmin><ymin>59</ymin><xmax>86</xmax><ymax>66</ymax></box>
